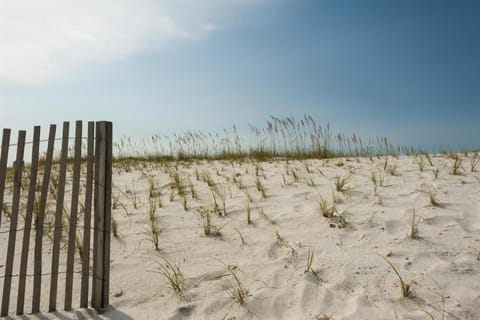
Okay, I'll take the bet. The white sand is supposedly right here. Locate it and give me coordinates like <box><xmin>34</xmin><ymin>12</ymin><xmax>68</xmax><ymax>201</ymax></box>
<box><xmin>1</xmin><ymin>154</ymin><xmax>480</xmax><ymax>319</ymax></box>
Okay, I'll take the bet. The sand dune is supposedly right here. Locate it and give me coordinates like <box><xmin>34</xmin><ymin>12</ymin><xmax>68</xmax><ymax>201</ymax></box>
<box><xmin>1</xmin><ymin>154</ymin><xmax>480</xmax><ymax>319</ymax></box>
<box><xmin>102</xmin><ymin>154</ymin><xmax>480</xmax><ymax>319</ymax></box>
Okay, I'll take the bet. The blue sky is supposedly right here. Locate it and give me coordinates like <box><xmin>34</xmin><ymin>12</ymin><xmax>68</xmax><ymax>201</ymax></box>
<box><xmin>0</xmin><ymin>0</ymin><xmax>478</xmax><ymax>151</ymax></box>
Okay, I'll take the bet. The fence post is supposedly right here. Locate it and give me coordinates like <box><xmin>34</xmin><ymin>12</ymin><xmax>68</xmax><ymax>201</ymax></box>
<box><xmin>103</xmin><ymin>121</ymin><xmax>112</xmax><ymax>308</ymax></box>
<box><xmin>92</xmin><ymin>121</ymin><xmax>112</xmax><ymax>312</ymax></box>
<box><xmin>1</xmin><ymin>130</ymin><xmax>26</xmax><ymax>317</ymax></box>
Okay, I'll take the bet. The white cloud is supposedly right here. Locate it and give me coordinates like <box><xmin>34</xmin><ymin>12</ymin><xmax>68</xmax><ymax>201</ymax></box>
<box><xmin>0</xmin><ymin>0</ymin><xmax>265</xmax><ymax>85</ymax></box>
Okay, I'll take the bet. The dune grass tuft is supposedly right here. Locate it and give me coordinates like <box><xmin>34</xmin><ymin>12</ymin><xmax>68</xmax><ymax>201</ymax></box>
<box><xmin>255</xmin><ymin>177</ymin><xmax>267</xmax><ymax>199</ymax></box>
<box><xmin>304</xmin><ymin>247</ymin><xmax>318</xmax><ymax>277</ymax></box>
<box><xmin>154</xmin><ymin>259</ymin><xmax>185</xmax><ymax>295</ymax></box>
<box><xmin>147</xmin><ymin>199</ymin><xmax>160</xmax><ymax>250</ymax></box>
<box><xmin>428</xmin><ymin>190</ymin><xmax>439</xmax><ymax>207</ymax></box>
<box><xmin>409</xmin><ymin>209</ymin><xmax>421</xmax><ymax>239</ymax></box>
<box><xmin>382</xmin><ymin>257</ymin><xmax>412</xmax><ymax>298</ymax></box>
<box><xmin>198</xmin><ymin>205</ymin><xmax>225</xmax><ymax>237</ymax></box>
<box><xmin>450</xmin><ymin>154</ymin><xmax>462</xmax><ymax>175</ymax></box>
<box><xmin>335</xmin><ymin>174</ymin><xmax>352</xmax><ymax>193</ymax></box>
<box><xmin>319</xmin><ymin>196</ymin><xmax>336</xmax><ymax>218</ymax></box>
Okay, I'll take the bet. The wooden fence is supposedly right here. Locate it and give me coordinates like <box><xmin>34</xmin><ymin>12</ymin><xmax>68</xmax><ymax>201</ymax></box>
<box><xmin>0</xmin><ymin>121</ymin><xmax>112</xmax><ymax>317</ymax></box>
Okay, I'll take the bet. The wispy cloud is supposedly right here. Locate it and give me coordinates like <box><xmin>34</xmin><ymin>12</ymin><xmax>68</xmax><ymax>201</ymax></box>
<box><xmin>0</xmin><ymin>0</ymin><xmax>264</xmax><ymax>85</ymax></box>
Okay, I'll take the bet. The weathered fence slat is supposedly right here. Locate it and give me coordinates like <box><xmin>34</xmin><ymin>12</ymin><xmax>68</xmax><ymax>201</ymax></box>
<box><xmin>102</xmin><ymin>122</ymin><xmax>113</xmax><ymax>308</ymax></box>
<box><xmin>103</xmin><ymin>122</ymin><xmax>112</xmax><ymax>307</ymax></box>
<box><xmin>32</xmin><ymin>124</ymin><xmax>56</xmax><ymax>313</ymax></box>
<box><xmin>1</xmin><ymin>130</ymin><xmax>26</xmax><ymax>317</ymax></box>
<box><xmin>17</xmin><ymin>126</ymin><xmax>41</xmax><ymax>315</ymax></box>
<box><xmin>92</xmin><ymin>122</ymin><xmax>106</xmax><ymax>311</ymax></box>
<box><xmin>65</xmin><ymin>121</ymin><xmax>82</xmax><ymax>310</ymax></box>
<box><xmin>49</xmin><ymin>121</ymin><xmax>70</xmax><ymax>312</ymax></box>
<box><xmin>0</xmin><ymin>128</ymin><xmax>11</xmax><ymax>228</ymax></box>
<box><xmin>80</xmin><ymin>121</ymin><xmax>95</xmax><ymax>308</ymax></box>
<box><xmin>92</xmin><ymin>121</ymin><xmax>112</xmax><ymax>312</ymax></box>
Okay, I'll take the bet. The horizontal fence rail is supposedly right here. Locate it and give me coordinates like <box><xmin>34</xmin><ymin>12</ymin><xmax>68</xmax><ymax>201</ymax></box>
<box><xmin>0</xmin><ymin>121</ymin><xmax>112</xmax><ymax>317</ymax></box>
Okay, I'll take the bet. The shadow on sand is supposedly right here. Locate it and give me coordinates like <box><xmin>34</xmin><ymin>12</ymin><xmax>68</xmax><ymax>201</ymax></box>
<box><xmin>1</xmin><ymin>306</ymin><xmax>134</xmax><ymax>320</ymax></box>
